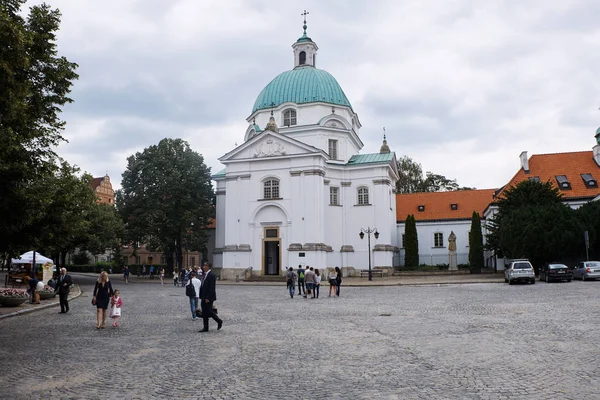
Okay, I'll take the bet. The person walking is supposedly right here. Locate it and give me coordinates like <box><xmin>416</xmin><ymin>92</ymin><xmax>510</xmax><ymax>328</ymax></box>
<box><xmin>335</xmin><ymin>266</ymin><xmax>342</xmax><ymax>297</ymax></box>
<box><xmin>297</xmin><ymin>264</ymin><xmax>306</xmax><ymax>297</ymax></box>
<box><xmin>198</xmin><ymin>263</ymin><xmax>223</xmax><ymax>332</ymax></box>
<box><xmin>123</xmin><ymin>266</ymin><xmax>129</xmax><ymax>284</ymax></box>
<box><xmin>55</xmin><ymin>268</ymin><xmax>73</xmax><ymax>313</ymax></box>
<box><xmin>286</xmin><ymin>267</ymin><xmax>297</xmax><ymax>298</ymax></box>
<box><xmin>109</xmin><ymin>289</ymin><xmax>123</xmax><ymax>327</ymax></box>
<box><xmin>92</xmin><ymin>271</ymin><xmax>114</xmax><ymax>329</ymax></box>
<box><xmin>160</xmin><ymin>268</ymin><xmax>165</xmax><ymax>285</ymax></box>
<box><xmin>328</xmin><ymin>268</ymin><xmax>337</xmax><ymax>297</ymax></box>
<box><xmin>186</xmin><ymin>272</ymin><xmax>202</xmax><ymax>320</ymax></box>
<box><xmin>314</xmin><ymin>269</ymin><xmax>321</xmax><ymax>299</ymax></box>
<box><xmin>304</xmin><ymin>266</ymin><xmax>315</xmax><ymax>299</ymax></box>
<box><xmin>173</xmin><ymin>269</ymin><xmax>179</xmax><ymax>287</ymax></box>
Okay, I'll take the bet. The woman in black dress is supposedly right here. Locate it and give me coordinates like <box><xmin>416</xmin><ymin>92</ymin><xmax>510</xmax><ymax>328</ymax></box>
<box><xmin>92</xmin><ymin>271</ymin><xmax>114</xmax><ymax>329</ymax></box>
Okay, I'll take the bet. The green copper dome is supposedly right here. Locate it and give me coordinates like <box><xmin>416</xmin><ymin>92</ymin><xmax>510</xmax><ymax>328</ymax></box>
<box><xmin>252</xmin><ymin>67</ymin><xmax>353</xmax><ymax>113</ymax></box>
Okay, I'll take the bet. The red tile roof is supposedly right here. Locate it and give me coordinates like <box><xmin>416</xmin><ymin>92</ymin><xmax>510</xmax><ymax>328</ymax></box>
<box><xmin>90</xmin><ymin>177</ymin><xmax>103</xmax><ymax>190</ymax></box>
<box><xmin>396</xmin><ymin>189</ymin><xmax>496</xmax><ymax>222</ymax></box>
<box><xmin>499</xmin><ymin>151</ymin><xmax>600</xmax><ymax>200</ymax></box>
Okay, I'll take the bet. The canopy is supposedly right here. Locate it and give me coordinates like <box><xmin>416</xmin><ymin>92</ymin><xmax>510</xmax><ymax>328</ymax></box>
<box><xmin>11</xmin><ymin>251</ymin><xmax>54</xmax><ymax>265</ymax></box>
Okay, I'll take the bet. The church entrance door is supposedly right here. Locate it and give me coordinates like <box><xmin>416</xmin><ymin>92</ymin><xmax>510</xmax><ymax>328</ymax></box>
<box><xmin>263</xmin><ymin>228</ymin><xmax>280</xmax><ymax>275</ymax></box>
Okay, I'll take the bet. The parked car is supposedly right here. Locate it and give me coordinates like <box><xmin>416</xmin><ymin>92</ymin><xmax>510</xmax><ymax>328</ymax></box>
<box><xmin>572</xmin><ymin>261</ymin><xmax>600</xmax><ymax>281</ymax></box>
<box><xmin>504</xmin><ymin>259</ymin><xmax>535</xmax><ymax>285</ymax></box>
<box><xmin>539</xmin><ymin>263</ymin><xmax>572</xmax><ymax>282</ymax></box>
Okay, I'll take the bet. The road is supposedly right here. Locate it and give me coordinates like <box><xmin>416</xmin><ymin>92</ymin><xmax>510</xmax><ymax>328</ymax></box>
<box><xmin>0</xmin><ymin>275</ymin><xmax>599</xmax><ymax>399</ymax></box>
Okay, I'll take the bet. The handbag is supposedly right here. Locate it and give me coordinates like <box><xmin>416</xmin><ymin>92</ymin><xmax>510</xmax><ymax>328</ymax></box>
<box><xmin>110</xmin><ymin>304</ymin><xmax>121</xmax><ymax>317</ymax></box>
<box><xmin>185</xmin><ymin>282</ymin><xmax>196</xmax><ymax>297</ymax></box>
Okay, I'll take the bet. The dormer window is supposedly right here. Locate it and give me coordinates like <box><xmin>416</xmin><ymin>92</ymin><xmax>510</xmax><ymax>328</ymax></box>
<box><xmin>299</xmin><ymin>51</ymin><xmax>306</xmax><ymax>65</ymax></box>
<box><xmin>555</xmin><ymin>175</ymin><xmax>571</xmax><ymax>190</ymax></box>
<box><xmin>528</xmin><ymin>176</ymin><xmax>540</xmax><ymax>183</ymax></box>
<box><xmin>283</xmin><ymin>109</ymin><xmax>297</xmax><ymax>126</ymax></box>
<box><xmin>581</xmin><ymin>173</ymin><xmax>597</xmax><ymax>188</ymax></box>
<box><xmin>418</xmin><ymin>205</ymin><xmax>425</xmax><ymax>212</ymax></box>
<box><xmin>450</xmin><ymin>203</ymin><xmax>458</xmax><ymax>210</ymax></box>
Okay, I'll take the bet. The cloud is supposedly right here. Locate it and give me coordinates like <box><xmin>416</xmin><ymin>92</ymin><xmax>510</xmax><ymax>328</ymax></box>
<box><xmin>25</xmin><ymin>0</ymin><xmax>600</xmax><ymax>191</ymax></box>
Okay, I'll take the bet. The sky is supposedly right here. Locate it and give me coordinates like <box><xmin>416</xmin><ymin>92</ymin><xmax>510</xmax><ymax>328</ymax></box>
<box><xmin>25</xmin><ymin>0</ymin><xmax>600</xmax><ymax>191</ymax></box>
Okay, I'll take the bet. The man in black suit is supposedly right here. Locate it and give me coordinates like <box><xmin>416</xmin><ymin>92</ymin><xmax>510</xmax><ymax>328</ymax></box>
<box><xmin>198</xmin><ymin>263</ymin><xmax>223</xmax><ymax>332</ymax></box>
<box><xmin>55</xmin><ymin>267</ymin><xmax>73</xmax><ymax>313</ymax></box>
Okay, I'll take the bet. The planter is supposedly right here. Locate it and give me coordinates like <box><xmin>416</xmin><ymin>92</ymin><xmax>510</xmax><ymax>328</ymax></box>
<box><xmin>0</xmin><ymin>296</ymin><xmax>29</xmax><ymax>307</ymax></box>
<box><xmin>39</xmin><ymin>290</ymin><xmax>56</xmax><ymax>300</ymax></box>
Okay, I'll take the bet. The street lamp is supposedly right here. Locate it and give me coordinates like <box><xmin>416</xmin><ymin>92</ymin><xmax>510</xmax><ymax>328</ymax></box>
<box><xmin>359</xmin><ymin>227</ymin><xmax>379</xmax><ymax>281</ymax></box>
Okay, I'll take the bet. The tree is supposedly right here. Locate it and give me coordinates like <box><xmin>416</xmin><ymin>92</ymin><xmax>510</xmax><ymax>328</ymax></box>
<box><xmin>486</xmin><ymin>180</ymin><xmax>582</xmax><ymax>271</ymax></box>
<box><xmin>0</xmin><ymin>1</ymin><xmax>78</xmax><ymax>258</ymax></box>
<box><xmin>468</xmin><ymin>211</ymin><xmax>484</xmax><ymax>274</ymax></box>
<box><xmin>395</xmin><ymin>156</ymin><xmax>473</xmax><ymax>193</ymax></box>
<box><xmin>117</xmin><ymin>138</ymin><xmax>214</xmax><ymax>271</ymax></box>
<box><xmin>82</xmin><ymin>203</ymin><xmax>125</xmax><ymax>257</ymax></box>
<box><xmin>576</xmin><ymin>201</ymin><xmax>600</xmax><ymax>260</ymax></box>
<box><xmin>404</xmin><ymin>214</ymin><xmax>419</xmax><ymax>268</ymax></box>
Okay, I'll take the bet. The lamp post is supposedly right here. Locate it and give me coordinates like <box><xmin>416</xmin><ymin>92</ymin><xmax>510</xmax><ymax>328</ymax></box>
<box><xmin>359</xmin><ymin>227</ymin><xmax>379</xmax><ymax>281</ymax></box>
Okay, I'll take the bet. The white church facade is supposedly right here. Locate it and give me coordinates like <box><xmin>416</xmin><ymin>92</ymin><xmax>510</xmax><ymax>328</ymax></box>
<box><xmin>212</xmin><ymin>24</ymin><xmax>399</xmax><ymax>279</ymax></box>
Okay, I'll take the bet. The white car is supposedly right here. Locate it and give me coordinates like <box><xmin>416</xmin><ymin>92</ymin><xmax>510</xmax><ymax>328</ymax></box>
<box><xmin>504</xmin><ymin>260</ymin><xmax>535</xmax><ymax>285</ymax></box>
<box><xmin>572</xmin><ymin>261</ymin><xmax>600</xmax><ymax>281</ymax></box>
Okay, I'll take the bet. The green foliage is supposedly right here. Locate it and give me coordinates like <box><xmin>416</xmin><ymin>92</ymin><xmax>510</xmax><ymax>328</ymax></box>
<box><xmin>487</xmin><ymin>180</ymin><xmax>584</xmax><ymax>269</ymax></box>
<box><xmin>72</xmin><ymin>252</ymin><xmax>91</xmax><ymax>265</ymax></box>
<box><xmin>576</xmin><ymin>201</ymin><xmax>600</xmax><ymax>260</ymax></box>
<box><xmin>82</xmin><ymin>203</ymin><xmax>125</xmax><ymax>256</ymax></box>
<box><xmin>468</xmin><ymin>212</ymin><xmax>484</xmax><ymax>273</ymax></box>
<box><xmin>117</xmin><ymin>138</ymin><xmax>215</xmax><ymax>270</ymax></box>
<box><xmin>404</xmin><ymin>214</ymin><xmax>419</xmax><ymax>268</ymax></box>
<box><xmin>0</xmin><ymin>0</ymin><xmax>78</xmax><ymax>256</ymax></box>
<box><xmin>395</xmin><ymin>156</ymin><xmax>474</xmax><ymax>193</ymax></box>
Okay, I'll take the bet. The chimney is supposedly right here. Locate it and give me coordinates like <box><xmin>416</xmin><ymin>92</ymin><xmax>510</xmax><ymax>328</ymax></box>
<box><xmin>519</xmin><ymin>151</ymin><xmax>529</xmax><ymax>173</ymax></box>
<box><xmin>594</xmin><ymin>144</ymin><xmax>600</xmax><ymax>167</ymax></box>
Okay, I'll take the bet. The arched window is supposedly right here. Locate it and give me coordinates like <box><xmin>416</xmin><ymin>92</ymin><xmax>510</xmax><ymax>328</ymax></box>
<box><xmin>357</xmin><ymin>187</ymin><xmax>369</xmax><ymax>205</ymax></box>
<box><xmin>264</xmin><ymin>179</ymin><xmax>280</xmax><ymax>199</ymax></box>
<box><xmin>283</xmin><ymin>109</ymin><xmax>297</xmax><ymax>126</ymax></box>
<box><xmin>299</xmin><ymin>51</ymin><xmax>306</xmax><ymax>65</ymax></box>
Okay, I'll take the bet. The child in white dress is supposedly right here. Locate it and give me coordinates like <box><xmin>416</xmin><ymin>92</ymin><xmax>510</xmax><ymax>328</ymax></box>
<box><xmin>110</xmin><ymin>290</ymin><xmax>122</xmax><ymax>327</ymax></box>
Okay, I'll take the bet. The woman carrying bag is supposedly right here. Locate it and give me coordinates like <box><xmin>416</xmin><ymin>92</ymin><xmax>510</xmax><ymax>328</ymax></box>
<box><xmin>92</xmin><ymin>271</ymin><xmax>114</xmax><ymax>329</ymax></box>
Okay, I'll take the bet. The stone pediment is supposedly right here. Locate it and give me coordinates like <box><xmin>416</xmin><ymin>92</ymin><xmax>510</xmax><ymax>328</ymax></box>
<box><xmin>219</xmin><ymin>131</ymin><xmax>322</xmax><ymax>162</ymax></box>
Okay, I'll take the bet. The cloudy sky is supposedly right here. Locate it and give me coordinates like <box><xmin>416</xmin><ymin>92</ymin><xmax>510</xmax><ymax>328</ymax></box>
<box><xmin>26</xmin><ymin>0</ymin><xmax>600</xmax><ymax>190</ymax></box>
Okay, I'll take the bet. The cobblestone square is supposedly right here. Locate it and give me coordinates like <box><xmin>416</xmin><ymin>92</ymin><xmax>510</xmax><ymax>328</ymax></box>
<box><xmin>1</xmin><ymin>276</ymin><xmax>599</xmax><ymax>399</ymax></box>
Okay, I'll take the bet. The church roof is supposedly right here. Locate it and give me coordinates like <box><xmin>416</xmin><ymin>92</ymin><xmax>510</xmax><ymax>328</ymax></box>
<box><xmin>252</xmin><ymin>67</ymin><xmax>353</xmax><ymax>113</ymax></box>
<box><xmin>498</xmin><ymin>151</ymin><xmax>600</xmax><ymax>200</ymax></box>
<box><xmin>396</xmin><ymin>189</ymin><xmax>496</xmax><ymax>222</ymax></box>
<box><xmin>212</xmin><ymin>169</ymin><xmax>226</xmax><ymax>179</ymax></box>
<box><xmin>347</xmin><ymin>153</ymin><xmax>394</xmax><ymax>165</ymax></box>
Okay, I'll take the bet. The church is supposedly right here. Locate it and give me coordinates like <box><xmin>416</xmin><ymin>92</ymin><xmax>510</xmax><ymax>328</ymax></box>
<box><xmin>212</xmin><ymin>21</ymin><xmax>399</xmax><ymax>279</ymax></box>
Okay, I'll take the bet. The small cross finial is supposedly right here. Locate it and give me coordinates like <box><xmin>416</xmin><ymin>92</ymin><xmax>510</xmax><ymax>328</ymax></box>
<box><xmin>270</xmin><ymin>102</ymin><xmax>275</xmax><ymax>116</ymax></box>
<box><xmin>301</xmin><ymin>10</ymin><xmax>309</xmax><ymax>34</ymax></box>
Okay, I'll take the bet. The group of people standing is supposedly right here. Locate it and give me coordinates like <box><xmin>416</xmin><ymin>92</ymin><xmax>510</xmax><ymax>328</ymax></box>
<box><xmin>185</xmin><ymin>263</ymin><xmax>223</xmax><ymax>332</ymax></box>
<box><xmin>286</xmin><ymin>265</ymin><xmax>342</xmax><ymax>299</ymax></box>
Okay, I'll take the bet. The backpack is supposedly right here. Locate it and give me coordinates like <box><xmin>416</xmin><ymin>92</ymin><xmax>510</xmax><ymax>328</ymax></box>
<box><xmin>298</xmin><ymin>271</ymin><xmax>304</xmax><ymax>280</ymax></box>
<box><xmin>186</xmin><ymin>282</ymin><xmax>196</xmax><ymax>298</ymax></box>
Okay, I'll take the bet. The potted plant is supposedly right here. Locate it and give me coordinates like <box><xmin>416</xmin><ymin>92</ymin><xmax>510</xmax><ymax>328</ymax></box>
<box><xmin>39</xmin><ymin>285</ymin><xmax>56</xmax><ymax>300</ymax></box>
<box><xmin>0</xmin><ymin>288</ymin><xmax>29</xmax><ymax>307</ymax></box>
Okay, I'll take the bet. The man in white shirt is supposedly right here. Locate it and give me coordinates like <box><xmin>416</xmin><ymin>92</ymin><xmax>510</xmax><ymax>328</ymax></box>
<box><xmin>187</xmin><ymin>272</ymin><xmax>202</xmax><ymax>320</ymax></box>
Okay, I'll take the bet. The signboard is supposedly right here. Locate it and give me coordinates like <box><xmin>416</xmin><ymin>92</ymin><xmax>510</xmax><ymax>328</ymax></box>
<box><xmin>42</xmin><ymin>262</ymin><xmax>54</xmax><ymax>284</ymax></box>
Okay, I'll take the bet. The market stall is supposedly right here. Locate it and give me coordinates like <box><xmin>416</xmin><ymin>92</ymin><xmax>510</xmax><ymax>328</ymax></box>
<box><xmin>5</xmin><ymin>251</ymin><xmax>55</xmax><ymax>288</ymax></box>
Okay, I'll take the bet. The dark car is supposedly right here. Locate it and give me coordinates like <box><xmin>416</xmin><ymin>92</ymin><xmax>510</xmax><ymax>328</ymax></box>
<box><xmin>539</xmin><ymin>263</ymin><xmax>572</xmax><ymax>283</ymax></box>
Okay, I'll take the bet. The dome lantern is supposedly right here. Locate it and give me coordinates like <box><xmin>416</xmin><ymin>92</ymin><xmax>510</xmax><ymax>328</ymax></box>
<box><xmin>292</xmin><ymin>10</ymin><xmax>318</xmax><ymax>68</ymax></box>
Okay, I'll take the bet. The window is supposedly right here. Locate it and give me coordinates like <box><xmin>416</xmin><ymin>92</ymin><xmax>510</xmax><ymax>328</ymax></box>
<box><xmin>265</xmin><ymin>228</ymin><xmax>278</xmax><ymax>238</ymax></box>
<box><xmin>357</xmin><ymin>187</ymin><xmax>369</xmax><ymax>205</ymax></box>
<box><xmin>434</xmin><ymin>232</ymin><xmax>444</xmax><ymax>248</ymax></box>
<box><xmin>418</xmin><ymin>205</ymin><xmax>425</xmax><ymax>212</ymax></box>
<box><xmin>330</xmin><ymin>187</ymin><xmax>339</xmax><ymax>205</ymax></box>
<box><xmin>283</xmin><ymin>109</ymin><xmax>297</xmax><ymax>126</ymax></box>
<box><xmin>450</xmin><ymin>203</ymin><xmax>458</xmax><ymax>210</ymax></box>
<box><xmin>401</xmin><ymin>234</ymin><xmax>406</xmax><ymax>249</ymax></box>
<box><xmin>555</xmin><ymin>175</ymin><xmax>571</xmax><ymax>190</ymax></box>
<box><xmin>528</xmin><ymin>176</ymin><xmax>540</xmax><ymax>183</ymax></box>
<box><xmin>263</xmin><ymin>179</ymin><xmax>280</xmax><ymax>199</ymax></box>
<box><xmin>581</xmin><ymin>173</ymin><xmax>597</xmax><ymax>188</ymax></box>
<box><xmin>328</xmin><ymin>139</ymin><xmax>338</xmax><ymax>160</ymax></box>
<box><xmin>299</xmin><ymin>51</ymin><xmax>306</xmax><ymax>65</ymax></box>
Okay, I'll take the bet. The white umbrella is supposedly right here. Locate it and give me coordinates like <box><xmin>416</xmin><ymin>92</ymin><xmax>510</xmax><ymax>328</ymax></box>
<box><xmin>11</xmin><ymin>251</ymin><xmax>54</xmax><ymax>264</ymax></box>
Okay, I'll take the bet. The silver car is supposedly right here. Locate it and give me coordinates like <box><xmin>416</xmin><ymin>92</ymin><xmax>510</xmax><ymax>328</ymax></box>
<box><xmin>572</xmin><ymin>261</ymin><xmax>600</xmax><ymax>281</ymax></box>
<box><xmin>504</xmin><ymin>260</ymin><xmax>535</xmax><ymax>285</ymax></box>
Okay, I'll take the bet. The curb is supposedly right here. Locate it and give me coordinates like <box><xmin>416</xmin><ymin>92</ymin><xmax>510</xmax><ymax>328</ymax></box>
<box><xmin>0</xmin><ymin>285</ymin><xmax>83</xmax><ymax>321</ymax></box>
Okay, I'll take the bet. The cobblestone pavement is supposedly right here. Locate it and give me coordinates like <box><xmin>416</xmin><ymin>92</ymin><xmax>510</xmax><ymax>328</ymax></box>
<box><xmin>1</xmin><ymin>276</ymin><xmax>599</xmax><ymax>399</ymax></box>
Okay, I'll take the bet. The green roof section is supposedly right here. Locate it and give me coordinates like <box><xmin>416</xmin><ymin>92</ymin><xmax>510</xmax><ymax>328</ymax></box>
<box><xmin>252</xmin><ymin>67</ymin><xmax>353</xmax><ymax>113</ymax></box>
<box><xmin>346</xmin><ymin>153</ymin><xmax>395</xmax><ymax>165</ymax></box>
<box><xmin>211</xmin><ymin>168</ymin><xmax>226</xmax><ymax>179</ymax></box>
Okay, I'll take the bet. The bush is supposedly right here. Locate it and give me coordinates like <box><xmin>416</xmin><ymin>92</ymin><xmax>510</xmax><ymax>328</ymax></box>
<box><xmin>72</xmin><ymin>252</ymin><xmax>91</xmax><ymax>265</ymax></box>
